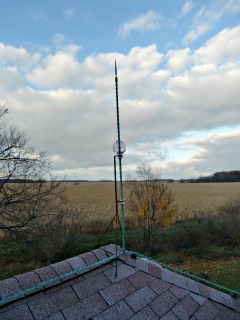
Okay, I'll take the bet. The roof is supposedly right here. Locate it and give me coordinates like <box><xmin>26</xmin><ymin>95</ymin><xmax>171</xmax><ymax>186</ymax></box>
<box><xmin>0</xmin><ymin>244</ymin><xmax>239</xmax><ymax>320</ymax></box>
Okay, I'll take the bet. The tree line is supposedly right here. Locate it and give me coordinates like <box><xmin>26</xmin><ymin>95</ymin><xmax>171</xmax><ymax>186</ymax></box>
<box><xmin>180</xmin><ymin>170</ymin><xmax>240</xmax><ymax>183</ymax></box>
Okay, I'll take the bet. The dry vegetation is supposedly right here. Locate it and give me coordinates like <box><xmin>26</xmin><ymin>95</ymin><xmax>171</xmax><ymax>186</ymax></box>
<box><xmin>171</xmin><ymin>182</ymin><xmax>240</xmax><ymax>220</ymax></box>
<box><xmin>64</xmin><ymin>181</ymin><xmax>240</xmax><ymax>227</ymax></box>
<box><xmin>64</xmin><ymin>182</ymin><xmax>117</xmax><ymax>230</ymax></box>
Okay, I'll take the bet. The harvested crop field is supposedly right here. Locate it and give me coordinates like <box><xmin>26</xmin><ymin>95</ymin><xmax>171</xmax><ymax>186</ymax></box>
<box><xmin>171</xmin><ymin>182</ymin><xmax>240</xmax><ymax>220</ymax></box>
<box><xmin>64</xmin><ymin>181</ymin><xmax>240</xmax><ymax>226</ymax></box>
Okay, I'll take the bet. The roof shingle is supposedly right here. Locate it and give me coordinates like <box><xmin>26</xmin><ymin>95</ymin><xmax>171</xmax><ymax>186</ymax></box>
<box><xmin>0</xmin><ymin>244</ymin><xmax>239</xmax><ymax>319</ymax></box>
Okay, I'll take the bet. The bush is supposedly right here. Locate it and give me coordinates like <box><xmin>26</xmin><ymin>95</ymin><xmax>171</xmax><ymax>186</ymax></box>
<box><xmin>147</xmin><ymin>199</ymin><xmax>240</xmax><ymax>256</ymax></box>
<box><xmin>127</xmin><ymin>163</ymin><xmax>177</xmax><ymax>252</ymax></box>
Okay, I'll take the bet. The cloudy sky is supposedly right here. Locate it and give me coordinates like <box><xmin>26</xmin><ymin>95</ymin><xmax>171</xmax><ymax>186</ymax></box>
<box><xmin>0</xmin><ymin>0</ymin><xmax>240</xmax><ymax>180</ymax></box>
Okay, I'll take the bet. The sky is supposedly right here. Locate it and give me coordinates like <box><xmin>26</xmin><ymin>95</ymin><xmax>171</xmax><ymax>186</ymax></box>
<box><xmin>0</xmin><ymin>0</ymin><xmax>240</xmax><ymax>180</ymax></box>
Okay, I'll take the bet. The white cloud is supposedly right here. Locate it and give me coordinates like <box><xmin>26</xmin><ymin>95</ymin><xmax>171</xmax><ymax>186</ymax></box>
<box><xmin>166</xmin><ymin>48</ymin><xmax>191</xmax><ymax>72</ymax></box>
<box><xmin>30</xmin><ymin>11</ymin><xmax>47</xmax><ymax>21</ymax></box>
<box><xmin>1</xmin><ymin>25</ymin><xmax>240</xmax><ymax>180</ymax></box>
<box><xmin>0</xmin><ymin>66</ymin><xmax>23</xmax><ymax>96</ymax></box>
<box><xmin>182</xmin><ymin>0</ymin><xmax>240</xmax><ymax>44</ymax></box>
<box><xmin>225</xmin><ymin>0</ymin><xmax>240</xmax><ymax>13</ymax></box>
<box><xmin>0</xmin><ymin>43</ymin><xmax>40</xmax><ymax>70</ymax></box>
<box><xmin>26</xmin><ymin>43</ymin><xmax>163</xmax><ymax>93</ymax></box>
<box><xmin>183</xmin><ymin>23</ymin><xmax>211</xmax><ymax>45</ymax></box>
<box><xmin>165</xmin><ymin>62</ymin><xmax>240</xmax><ymax>130</ymax></box>
<box><xmin>157</xmin><ymin>128</ymin><xmax>240</xmax><ymax>179</ymax></box>
<box><xmin>26</xmin><ymin>45</ymin><xmax>82</xmax><ymax>88</ymax></box>
<box><xmin>118</xmin><ymin>11</ymin><xmax>164</xmax><ymax>38</ymax></box>
<box><xmin>64</xmin><ymin>8</ymin><xmax>74</xmax><ymax>19</ymax></box>
<box><xmin>51</xmin><ymin>155</ymin><xmax>65</xmax><ymax>163</ymax></box>
<box><xmin>165</xmin><ymin>27</ymin><xmax>240</xmax><ymax>133</ymax></box>
<box><xmin>53</xmin><ymin>33</ymin><xmax>66</xmax><ymax>47</ymax></box>
<box><xmin>180</xmin><ymin>1</ymin><xmax>193</xmax><ymax>18</ymax></box>
<box><xmin>186</xmin><ymin>130</ymin><xmax>240</xmax><ymax>173</ymax></box>
<box><xmin>193</xmin><ymin>26</ymin><xmax>240</xmax><ymax>65</ymax></box>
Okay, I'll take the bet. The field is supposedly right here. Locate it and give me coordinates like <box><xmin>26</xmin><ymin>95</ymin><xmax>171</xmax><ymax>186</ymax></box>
<box><xmin>64</xmin><ymin>181</ymin><xmax>240</xmax><ymax>225</ymax></box>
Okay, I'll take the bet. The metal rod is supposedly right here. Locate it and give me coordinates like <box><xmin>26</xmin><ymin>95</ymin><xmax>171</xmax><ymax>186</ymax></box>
<box><xmin>115</xmin><ymin>61</ymin><xmax>121</xmax><ymax>152</ymax></box>
<box><xmin>114</xmin><ymin>155</ymin><xmax>119</xmax><ymax>222</ymax></box>
<box><xmin>114</xmin><ymin>61</ymin><xmax>126</xmax><ymax>251</ymax></box>
<box><xmin>119</xmin><ymin>157</ymin><xmax>125</xmax><ymax>251</ymax></box>
<box><xmin>114</xmin><ymin>155</ymin><xmax>118</xmax><ymax>277</ymax></box>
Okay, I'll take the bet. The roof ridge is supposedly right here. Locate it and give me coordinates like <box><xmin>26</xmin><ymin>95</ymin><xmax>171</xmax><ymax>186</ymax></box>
<box><xmin>0</xmin><ymin>244</ymin><xmax>239</xmax><ymax>314</ymax></box>
<box><xmin>0</xmin><ymin>244</ymin><xmax>120</xmax><ymax>306</ymax></box>
<box><xmin>119</xmin><ymin>251</ymin><xmax>240</xmax><ymax>311</ymax></box>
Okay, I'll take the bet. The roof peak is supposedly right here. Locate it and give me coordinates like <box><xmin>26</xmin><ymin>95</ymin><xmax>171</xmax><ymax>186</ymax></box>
<box><xmin>1</xmin><ymin>244</ymin><xmax>239</xmax><ymax>319</ymax></box>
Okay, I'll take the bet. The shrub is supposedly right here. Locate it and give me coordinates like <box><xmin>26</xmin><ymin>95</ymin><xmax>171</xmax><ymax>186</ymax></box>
<box><xmin>127</xmin><ymin>163</ymin><xmax>177</xmax><ymax>252</ymax></box>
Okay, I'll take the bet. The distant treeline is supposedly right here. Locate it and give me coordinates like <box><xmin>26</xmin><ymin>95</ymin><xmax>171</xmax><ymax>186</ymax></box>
<box><xmin>0</xmin><ymin>179</ymin><xmax>114</xmax><ymax>184</ymax></box>
<box><xmin>2</xmin><ymin>171</ymin><xmax>240</xmax><ymax>184</ymax></box>
<box><xmin>70</xmin><ymin>180</ymin><xmax>114</xmax><ymax>184</ymax></box>
<box><xmin>180</xmin><ymin>170</ymin><xmax>240</xmax><ymax>183</ymax></box>
<box><xmin>0</xmin><ymin>178</ymin><xmax>46</xmax><ymax>184</ymax></box>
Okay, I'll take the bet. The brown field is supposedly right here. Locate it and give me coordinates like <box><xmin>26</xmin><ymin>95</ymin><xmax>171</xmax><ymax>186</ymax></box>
<box><xmin>64</xmin><ymin>181</ymin><xmax>240</xmax><ymax>226</ymax></box>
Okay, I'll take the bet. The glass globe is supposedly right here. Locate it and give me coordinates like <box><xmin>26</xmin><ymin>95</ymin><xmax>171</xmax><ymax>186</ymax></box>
<box><xmin>112</xmin><ymin>140</ymin><xmax>126</xmax><ymax>155</ymax></box>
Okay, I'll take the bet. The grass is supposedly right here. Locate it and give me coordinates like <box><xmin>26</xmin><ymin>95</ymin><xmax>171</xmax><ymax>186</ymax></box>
<box><xmin>0</xmin><ymin>238</ymin><xmax>44</xmax><ymax>280</ymax></box>
<box><xmin>171</xmin><ymin>257</ymin><xmax>240</xmax><ymax>293</ymax></box>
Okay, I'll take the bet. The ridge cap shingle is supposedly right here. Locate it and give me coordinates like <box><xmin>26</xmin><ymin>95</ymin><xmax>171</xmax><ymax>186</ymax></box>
<box><xmin>0</xmin><ymin>244</ymin><xmax>118</xmax><ymax>304</ymax></box>
<box><xmin>119</xmin><ymin>251</ymin><xmax>239</xmax><ymax>311</ymax></box>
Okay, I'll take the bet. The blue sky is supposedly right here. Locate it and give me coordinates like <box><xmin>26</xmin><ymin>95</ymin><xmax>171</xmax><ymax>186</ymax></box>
<box><xmin>0</xmin><ymin>0</ymin><xmax>240</xmax><ymax>180</ymax></box>
<box><xmin>1</xmin><ymin>1</ymin><xmax>239</xmax><ymax>55</ymax></box>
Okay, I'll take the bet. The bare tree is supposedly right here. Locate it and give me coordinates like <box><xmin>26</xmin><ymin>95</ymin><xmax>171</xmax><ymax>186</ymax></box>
<box><xmin>0</xmin><ymin>105</ymin><xmax>72</xmax><ymax>234</ymax></box>
<box><xmin>127</xmin><ymin>163</ymin><xmax>177</xmax><ymax>251</ymax></box>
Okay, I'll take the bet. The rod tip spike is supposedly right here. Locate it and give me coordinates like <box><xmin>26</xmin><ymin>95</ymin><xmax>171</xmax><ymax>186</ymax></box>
<box><xmin>115</xmin><ymin>60</ymin><xmax>117</xmax><ymax>76</ymax></box>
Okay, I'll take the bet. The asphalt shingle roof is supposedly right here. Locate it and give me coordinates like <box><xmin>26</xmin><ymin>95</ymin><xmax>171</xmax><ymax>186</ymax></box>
<box><xmin>0</xmin><ymin>244</ymin><xmax>240</xmax><ymax>319</ymax></box>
